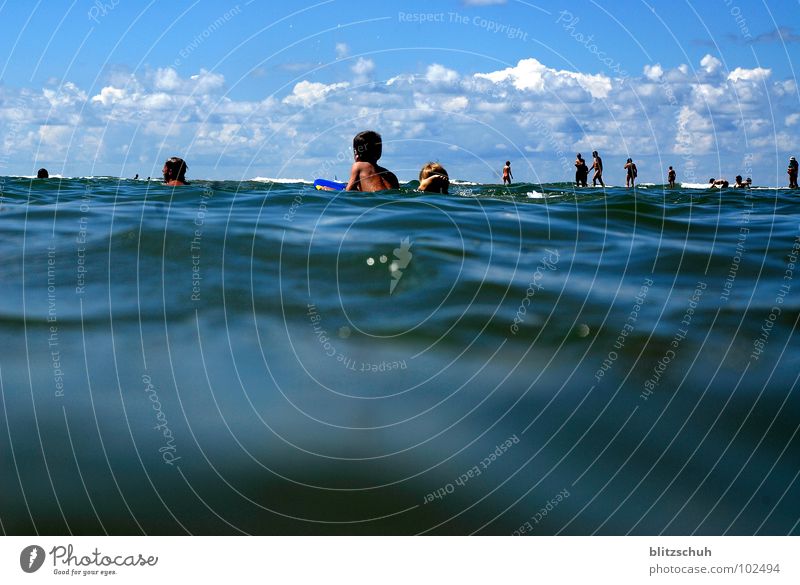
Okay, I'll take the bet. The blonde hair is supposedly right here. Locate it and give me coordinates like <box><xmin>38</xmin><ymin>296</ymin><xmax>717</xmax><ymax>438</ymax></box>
<box><xmin>418</xmin><ymin>162</ymin><xmax>450</xmax><ymax>193</ymax></box>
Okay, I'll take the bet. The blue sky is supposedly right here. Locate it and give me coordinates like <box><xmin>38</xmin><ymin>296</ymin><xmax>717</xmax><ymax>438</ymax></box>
<box><xmin>0</xmin><ymin>0</ymin><xmax>798</xmax><ymax>183</ymax></box>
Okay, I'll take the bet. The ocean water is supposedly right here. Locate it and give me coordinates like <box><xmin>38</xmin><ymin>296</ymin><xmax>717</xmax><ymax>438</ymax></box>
<box><xmin>0</xmin><ymin>176</ymin><xmax>798</xmax><ymax>535</ymax></box>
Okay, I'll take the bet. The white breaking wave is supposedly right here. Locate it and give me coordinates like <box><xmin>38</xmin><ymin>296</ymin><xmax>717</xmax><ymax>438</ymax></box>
<box><xmin>680</xmin><ymin>182</ymin><xmax>717</xmax><ymax>189</ymax></box>
<box><xmin>250</xmin><ymin>176</ymin><xmax>312</xmax><ymax>184</ymax></box>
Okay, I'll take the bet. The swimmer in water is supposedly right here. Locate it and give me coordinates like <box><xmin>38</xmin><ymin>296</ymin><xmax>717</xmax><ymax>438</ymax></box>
<box><xmin>163</xmin><ymin>157</ymin><xmax>188</xmax><ymax>186</ymax></box>
<box><xmin>709</xmin><ymin>178</ymin><xmax>729</xmax><ymax>188</ymax></box>
<box><xmin>418</xmin><ymin>162</ymin><xmax>449</xmax><ymax>194</ymax></box>
<box><xmin>667</xmin><ymin>166</ymin><xmax>676</xmax><ymax>188</ymax></box>
<box><xmin>37</xmin><ymin>168</ymin><xmax>49</xmax><ymax>178</ymax></box>
<box><xmin>345</xmin><ymin>130</ymin><xmax>399</xmax><ymax>192</ymax></box>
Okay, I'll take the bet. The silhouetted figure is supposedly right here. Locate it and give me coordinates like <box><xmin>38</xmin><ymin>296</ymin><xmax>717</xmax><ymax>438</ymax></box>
<box><xmin>624</xmin><ymin>158</ymin><xmax>638</xmax><ymax>188</ymax></box>
<box><xmin>37</xmin><ymin>168</ymin><xmax>49</xmax><ymax>178</ymax></box>
<box><xmin>667</xmin><ymin>166</ymin><xmax>676</xmax><ymax>188</ymax></box>
<box><xmin>575</xmin><ymin>154</ymin><xmax>588</xmax><ymax>187</ymax></box>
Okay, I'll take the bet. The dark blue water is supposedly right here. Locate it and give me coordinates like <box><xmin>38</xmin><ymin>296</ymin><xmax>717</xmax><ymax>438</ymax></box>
<box><xmin>1</xmin><ymin>176</ymin><xmax>798</xmax><ymax>535</ymax></box>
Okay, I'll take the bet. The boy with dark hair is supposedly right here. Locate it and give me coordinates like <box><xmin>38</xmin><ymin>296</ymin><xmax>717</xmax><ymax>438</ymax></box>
<box><xmin>667</xmin><ymin>166</ymin><xmax>676</xmax><ymax>188</ymax></box>
<box><xmin>345</xmin><ymin>130</ymin><xmax>399</xmax><ymax>192</ymax></box>
<box><xmin>163</xmin><ymin>156</ymin><xmax>188</xmax><ymax>185</ymax></box>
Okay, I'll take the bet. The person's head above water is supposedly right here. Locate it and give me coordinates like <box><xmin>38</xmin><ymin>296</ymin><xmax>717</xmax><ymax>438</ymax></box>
<box><xmin>418</xmin><ymin>162</ymin><xmax>449</xmax><ymax>194</ymax></box>
<box><xmin>163</xmin><ymin>157</ymin><xmax>188</xmax><ymax>185</ymax></box>
<box><xmin>505</xmin><ymin>160</ymin><xmax>511</xmax><ymax>166</ymax></box>
<box><xmin>592</xmin><ymin>151</ymin><xmax>598</xmax><ymax>157</ymax></box>
<box><xmin>37</xmin><ymin>168</ymin><xmax>49</xmax><ymax>179</ymax></box>
<box><xmin>627</xmin><ymin>158</ymin><xmax>632</xmax><ymax>163</ymax></box>
<box><xmin>352</xmin><ymin>130</ymin><xmax>382</xmax><ymax>163</ymax></box>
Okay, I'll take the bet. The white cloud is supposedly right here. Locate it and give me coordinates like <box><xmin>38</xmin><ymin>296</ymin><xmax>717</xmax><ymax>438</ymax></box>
<box><xmin>43</xmin><ymin>82</ymin><xmax>87</xmax><ymax>108</ymax></box>
<box><xmin>475</xmin><ymin>57</ymin><xmax>612</xmax><ymax>99</ymax></box>
<box><xmin>786</xmin><ymin>113</ymin><xmax>800</xmax><ymax>126</ymax></box>
<box><xmin>425</xmin><ymin>64</ymin><xmax>459</xmax><ymax>85</ymax></box>
<box><xmin>91</xmin><ymin>86</ymin><xmax>126</xmax><ymax>106</ymax></box>
<box><xmin>351</xmin><ymin>57</ymin><xmax>375</xmax><ymax>85</ymax></box>
<box><xmin>282</xmin><ymin>80</ymin><xmax>350</xmax><ymax>107</ymax></box>
<box><xmin>335</xmin><ymin>43</ymin><xmax>349</xmax><ymax>59</ymax></box>
<box><xmin>727</xmin><ymin>67</ymin><xmax>771</xmax><ymax>83</ymax></box>
<box><xmin>643</xmin><ymin>64</ymin><xmax>663</xmax><ymax>81</ymax></box>
<box><xmin>700</xmin><ymin>54</ymin><xmax>722</xmax><ymax>74</ymax></box>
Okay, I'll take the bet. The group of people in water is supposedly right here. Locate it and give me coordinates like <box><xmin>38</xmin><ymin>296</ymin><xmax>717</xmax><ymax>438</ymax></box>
<box><xmin>33</xmin><ymin>130</ymin><xmax>799</xmax><ymax>193</ymax></box>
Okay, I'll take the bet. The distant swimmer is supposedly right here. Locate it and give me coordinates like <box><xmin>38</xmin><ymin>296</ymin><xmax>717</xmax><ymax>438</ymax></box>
<box><xmin>667</xmin><ymin>166</ymin><xmax>676</xmax><ymax>188</ymax></box>
<box><xmin>163</xmin><ymin>157</ymin><xmax>188</xmax><ymax>186</ymax></box>
<box><xmin>624</xmin><ymin>158</ymin><xmax>638</xmax><ymax>188</ymax></box>
<box><xmin>789</xmin><ymin>156</ymin><xmax>798</xmax><ymax>188</ymax></box>
<box><xmin>590</xmin><ymin>151</ymin><xmax>604</xmax><ymax>187</ymax></box>
<box><xmin>746</xmin><ymin>177</ymin><xmax>752</xmax><ymax>188</ymax></box>
<box><xmin>133</xmin><ymin>174</ymin><xmax>139</xmax><ymax>180</ymax></box>
<box><xmin>36</xmin><ymin>168</ymin><xmax>49</xmax><ymax>179</ymax></box>
<box><xmin>733</xmin><ymin>175</ymin><xmax>746</xmax><ymax>188</ymax></box>
<box><xmin>502</xmin><ymin>160</ymin><xmax>513</xmax><ymax>185</ymax></box>
<box><xmin>709</xmin><ymin>178</ymin><xmax>729</xmax><ymax>188</ymax></box>
<box><xmin>574</xmin><ymin>153</ymin><xmax>588</xmax><ymax>187</ymax></box>
<box><xmin>345</xmin><ymin>130</ymin><xmax>399</xmax><ymax>192</ymax></box>
<box><xmin>418</xmin><ymin>162</ymin><xmax>449</xmax><ymax>194</ymax></box>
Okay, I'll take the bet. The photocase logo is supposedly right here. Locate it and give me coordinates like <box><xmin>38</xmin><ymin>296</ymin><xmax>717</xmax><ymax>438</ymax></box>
<box><xmin>20</xmin><ymin>545</ymin><xmax>46</xmax><ymax>573</ymax></box>
<box><xmin>389</xmin><ymin>237</ymin><xmax>413</xmax><ymax>294</ymax></box>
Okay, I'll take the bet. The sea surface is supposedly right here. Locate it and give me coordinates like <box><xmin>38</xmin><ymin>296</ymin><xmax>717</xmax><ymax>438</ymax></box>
<box><xmin>1</xmin><ymin>176</ymin><xmax>798</xmax><ymax>535</ymax></box>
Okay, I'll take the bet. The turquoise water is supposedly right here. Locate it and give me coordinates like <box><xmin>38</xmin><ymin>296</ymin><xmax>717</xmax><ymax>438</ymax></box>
<box><xmin>1</xmin><ymin>176</ymin><xmax>798</xmax><ymax>535</ymax></box>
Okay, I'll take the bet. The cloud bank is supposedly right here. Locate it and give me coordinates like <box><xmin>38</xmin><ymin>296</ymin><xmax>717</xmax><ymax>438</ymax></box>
<box><xmin>0</xmin><ymin>54</ymin><xmax>797</xmax><ymax>182</ymax></box>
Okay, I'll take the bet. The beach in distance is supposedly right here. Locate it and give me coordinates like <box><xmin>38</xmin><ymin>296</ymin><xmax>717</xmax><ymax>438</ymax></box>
<box><xmin>1</xmin><ymin>175</ymin><xmax>798</xmax><ymax>534</ymax></box>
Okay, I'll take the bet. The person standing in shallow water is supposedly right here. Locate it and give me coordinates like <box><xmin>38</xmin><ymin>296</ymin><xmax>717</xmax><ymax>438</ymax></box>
<box><xmin>667</xmin><ymin>166</ymin><xmax>676</xmax><ymax>188</ymax></box>
<box><xmin>789</xmin><ymin>156</ymin><xmax>798</xmax><ymax>188</ymax></box>
<box><xmin>502</xmin><ymin>161</ymin><xmax>513</xmax><ymax>185</ymax></box>
<box><xmin>624</xmin><ymin>158</ymin><xmax>637</xmax><ymax>188</ymax></box>
<box><xmin>575</xmin><ymin>154</ymin><xmax>588</xmax><ymax>187</ymax></box>
<box><xmin>163</xmin><ymin>157</ymin><xmax>188</xmax><ymax>185</ymax></box>
<box><xmin>590</xmin><ymin>151</ymin><xmax>604</xmax><ymax>187</ymax></box>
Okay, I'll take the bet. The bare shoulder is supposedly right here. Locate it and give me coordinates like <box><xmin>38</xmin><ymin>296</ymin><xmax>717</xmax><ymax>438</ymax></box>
<box><xmin>385</xmin><ymin>170</ymin><xmax>400</xmax><ymax>188</ymax></box>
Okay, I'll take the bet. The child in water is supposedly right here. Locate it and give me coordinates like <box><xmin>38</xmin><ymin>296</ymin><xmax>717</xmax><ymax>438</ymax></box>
<box><xmin>345</xmin><ymin>130</ymin><xmax>399</xmax><ymax>192</ymax></box>
<box><xmin>163</xmin><ymin>157</ymin><xmax>188</xmax><ymax>185</ymax></box>
<box><xmin>418</xmin><ymin>162</ymin><xmax>449</xmax><ymax>194</ymax></box>
<box><xmin>502</xmin><ymin>161</ymin><xmax>513</xmax><ymax>185</ymax></box>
